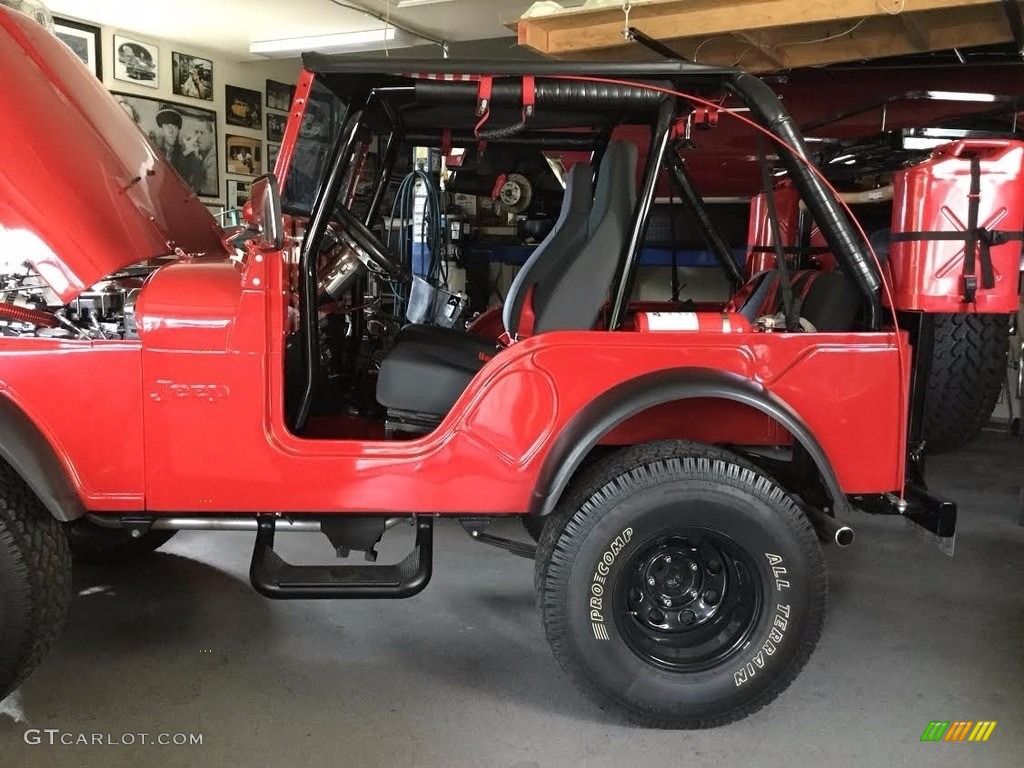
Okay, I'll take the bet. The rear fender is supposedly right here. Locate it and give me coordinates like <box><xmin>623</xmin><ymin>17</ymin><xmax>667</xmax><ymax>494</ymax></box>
<box><xmin>0</xmin><ymin>395</ymin><xmax>85</xmax><ymax>522</ymax></box>
<box><xmin>530</xmin><ymin>367</ymin><xmax>846</xmax><ymax>517</ymax></box>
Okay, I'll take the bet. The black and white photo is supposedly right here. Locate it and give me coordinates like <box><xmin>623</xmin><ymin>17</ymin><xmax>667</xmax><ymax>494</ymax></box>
<box><xmin>225</xmin><ymin>134</ymin><xmax>263</xmax><ymax>176</ymax></box>
<box><xmin>53</xmin><ymin>18</ymin><xmax>102</xmax><ymax>79</ymax></box>
<box><xmin>226</xmin><ymin>85</ymin><xmax>262</xmax><ymax>130</ymax></box>
<box><xmin>226</xmin><ymin>179</ymin><xmax>251</xmax><ymax>210</ymax></box>
<box><xmin>268</xmin><ymin>143</ymin><xmax>281</xmax><ymax>173</ymax></box>
<box><xmin>266</xmin><ymin>79</ymin><xmax>294</xmax><ymax>111</ymax></box>
<box><xmin>113</xmin><ymin>35</ymin><xmax>158</xmax><ymax>88</ymax></box>
<box><xmin>299</xmin><ymin>93</ymin><xmax>335</xmax><ymax>142</ymax></box>
<box><xmin>113</xmin><ymin>92</ymin><xmax>219</xmax><ymax>198</ymax></box>
<box><xmin>267</xmin><ymin>112</ymin><xmax>287</xmax><ymax>143</ymax></box>
<box><xmin>172</xmin><ymin>52</ymin><xmax>213</xmax><ymax>101</ymax></box>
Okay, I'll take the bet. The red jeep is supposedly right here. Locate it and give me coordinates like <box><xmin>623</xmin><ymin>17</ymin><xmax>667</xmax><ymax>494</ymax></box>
<box><xmin>0</xmin><ymin>9</ymin><xmax>1019</xmax><ymax>728</ymax></box>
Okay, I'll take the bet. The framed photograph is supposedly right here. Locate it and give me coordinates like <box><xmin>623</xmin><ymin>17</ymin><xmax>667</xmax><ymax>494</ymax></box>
<box><xmin>225</xmin><ymin>134</ymin><xmax>263</xmax><ymax>177</ymax></box>
<box><xmin>268</xmin><ymin>143</ymin><xmax>281</xmax><ymax>173</ymax></box>
<box><xmin>300</xmin><ymin>92</ymin><xmax>335</xmax><ymax>142</ymax></box>
<box><xmin>266</xmin><ymin>79</ymin><xmax>295</xmax><ymax>111</ymax></box>
<box><xmin>113</xmin><ymin>35</ymin><xmax>158</xmax><ymax>88</ymax></box>
<box><xmin>225</xmin><ymin>85</ymin><xmax>262</xmax><ymax>130</ymax></box>
<box><xmin>113</xmin><ymin>92</ymin><xmax>219</xmax><ymax>198</ymax></box>
<box><xmin>172</xmin><ymin>52</ymin><xmax>213</xmax><ymax>101</ymax></box>
<box><xmin>226</xmin><ymin>179</ymin><xmax>252</xmax><ymax>210</ymax></box>
<box><xmin>267</xmin><ymin>113</ymin><xmax>287</xmax><ymax>143</ymax></box>
<box><xmin>53</xmin><ymin>18</ymin><xmax>102</xmax><ymax>79</ymax></box>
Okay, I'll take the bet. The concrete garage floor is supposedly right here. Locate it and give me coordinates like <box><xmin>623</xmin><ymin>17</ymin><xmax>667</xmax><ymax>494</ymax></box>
<box><xmin>2</xmin><ymin>433</ymin><xmax>1021</xmax><ymax>767</ymax></box>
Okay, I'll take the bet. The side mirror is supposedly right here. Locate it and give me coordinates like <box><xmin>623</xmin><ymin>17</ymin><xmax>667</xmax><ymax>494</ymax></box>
<box><xmin>250</xmin><ymin>174</ymin><xmax>285</xmax><ymax>250</ymax></box>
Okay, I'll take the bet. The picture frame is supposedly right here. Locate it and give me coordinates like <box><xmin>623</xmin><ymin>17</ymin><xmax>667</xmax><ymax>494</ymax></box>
<box><xmin>226</xmin><ymin>179</ymin><xmax>253</xmax><ymax>211</ymax></box>
<box><xmin>300</xmin><ymin>92</ymin><xmax>336</xmax><ymax>143</ymax></box>
<box><xmin>266</xmin><ymin>79</ymin><xmax>295</xmax><ymax>112</ymax></box>
<box><xmin>113</xmin><ymin>34</ymin><xmax>159</xmax><ymax>89</ymax></box>
<box><xmin>268</xmin><ymin>143</ymin><xmax>281</xmax><ymax>174</ymax></box>
<box><xmin>225</xmin><ymin>85</ymin><xmax>263</xmax><ymax>130</ymax></box>
<box><xmin>172</xmin><ymin>52</ymin><xmax>213</xmax><ymax>102</ymax></box>
<box><xmin>113</xmin><ymin>92</ymin><xmax>219</xmax><ymax>198</ymax></box>
<box><xmin>225</xmin><ymin>134</ymin><xmax>263</xmax><ymax>177</ymax></box>
<box><xmin>267</xmin><ymin>113</ymin><xmax>287</xmax><ymax>143</ymax></box>
<box><xmin>53</xmin><ymin>17</ymin><xmax>102</xmax><ymax>80</ymax></box>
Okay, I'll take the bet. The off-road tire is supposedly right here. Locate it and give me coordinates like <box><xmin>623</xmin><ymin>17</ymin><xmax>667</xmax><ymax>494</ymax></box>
<box><xmin>0</xmin><ymin>462</ymin><xmax>72</xmax><ymax>701</ymax></box>
<box><xmin>66</xmin><ymin>520</ymin><xmax>177</xmax><ymax>564</ymax></box>
<box><xmin>923</xmin><ymin>313</ymin><xmax>1010</xmax><ymax>453</ymax></box>
<box><xmin>535</xmin><ymin>440</ymin><xmax>826</xmax><ymax>728</ymax></box>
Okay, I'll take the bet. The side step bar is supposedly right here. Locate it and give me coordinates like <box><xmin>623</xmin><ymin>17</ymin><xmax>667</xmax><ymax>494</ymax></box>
<box><xmin>250</xmin><ymin>516</ymin><xmax>433</xmax><ymax>599</ymax></box>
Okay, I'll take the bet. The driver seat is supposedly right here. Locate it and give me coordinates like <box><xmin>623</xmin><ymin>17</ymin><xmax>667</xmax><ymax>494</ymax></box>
<box><xmin>376</xmin><ymin>141</ymin><xmax>638</xmax><ymax>418</ymax></box>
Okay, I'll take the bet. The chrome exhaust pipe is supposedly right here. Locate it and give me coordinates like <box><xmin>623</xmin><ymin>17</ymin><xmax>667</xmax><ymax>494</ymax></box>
<box><xmin>802</xmin><ymin>507</ymin><xmax>855</xmax><ymax>547</ymax></box>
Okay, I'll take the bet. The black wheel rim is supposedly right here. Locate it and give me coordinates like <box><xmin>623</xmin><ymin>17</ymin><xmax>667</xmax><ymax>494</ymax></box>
<box><xmin>613</xmin><ymin>527</ymin><xmax>763</xmax><ymax>673</ymax></box>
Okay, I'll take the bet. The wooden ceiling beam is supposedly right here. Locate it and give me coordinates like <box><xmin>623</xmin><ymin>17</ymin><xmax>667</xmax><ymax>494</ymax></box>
<box><xmin>517</xmin><ymin>0</ymin><xmax>1003</xmax><ymax>57</ymax></box>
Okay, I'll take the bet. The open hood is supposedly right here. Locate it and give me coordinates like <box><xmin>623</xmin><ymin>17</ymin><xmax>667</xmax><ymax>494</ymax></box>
<box><xmin>0</xmin><ymin>8</ymin><xmax>227</xmax><ymax>302</ymax></box>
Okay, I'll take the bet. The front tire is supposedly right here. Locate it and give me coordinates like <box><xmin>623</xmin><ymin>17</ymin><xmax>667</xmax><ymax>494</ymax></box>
<box><xmin>535</xmin><ymin>441</ymin><xmax>826</xmax><ymax>728</ymax></box>
<box><xmin>0</xmin><ymin>462</ymin><xmax>72</xmax><ymax>701</ymax></box>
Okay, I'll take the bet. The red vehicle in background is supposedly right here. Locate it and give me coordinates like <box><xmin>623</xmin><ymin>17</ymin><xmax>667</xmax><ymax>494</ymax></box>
<box><xmin>0</xmin><ymin>6</ymin><xmax>1019</xmax><ymax>727</ymax></box>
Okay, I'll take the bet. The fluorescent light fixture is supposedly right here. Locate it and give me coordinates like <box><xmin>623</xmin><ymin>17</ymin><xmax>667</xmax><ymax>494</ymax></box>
<box><xmin>251</xmin><ymin>27</ymin><xmax>419</xmax><ymax>56</ymax></box>
<box><xmin>921</xmin><ymin>90</ymin><xmax>997</xmax><ymax>103</ymax></box>
<box><xmin>902</xmin><ymin>136</ymin><xmax>951</xmax><ymax>150</ymax></box>
<box><xmin>397</xmin><ymin>0</ymin><xmax>454</xmax><ymax>6</ymax></box>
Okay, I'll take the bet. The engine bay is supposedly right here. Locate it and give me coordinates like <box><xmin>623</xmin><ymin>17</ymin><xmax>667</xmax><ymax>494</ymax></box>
<box><xmin>0</xmin><ymin>262</ymin><xmax>161</xmax><ymax>340</ymax></box>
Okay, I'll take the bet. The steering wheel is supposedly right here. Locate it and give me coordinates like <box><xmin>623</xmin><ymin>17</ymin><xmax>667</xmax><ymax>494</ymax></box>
<box><xmin>334</xmin><ymin>207</ymin><xmax>410</xmax><ymax>282</ymax></box>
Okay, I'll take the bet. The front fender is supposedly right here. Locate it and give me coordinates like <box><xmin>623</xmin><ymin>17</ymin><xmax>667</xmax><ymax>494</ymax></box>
<box><xmin>0</xmin><ymin>394</ymin><xmax>85</xmax><ymax>522</ymax></box>
<box><xmin>530</xmin><ymin>367</ymin><xmax>847</xmax><ymax>517</ymax></box>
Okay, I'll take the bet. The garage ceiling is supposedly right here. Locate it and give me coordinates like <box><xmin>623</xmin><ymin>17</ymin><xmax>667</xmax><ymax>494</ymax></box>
<box><xmin>47</xmin><ymin>0</ymin><xmax>539</xmax><ymax>59</ymax></box>
<box><xmin>516</xmin><ymin>0</ymin><xmax>1024</xmax><ymax>71</ymax></box>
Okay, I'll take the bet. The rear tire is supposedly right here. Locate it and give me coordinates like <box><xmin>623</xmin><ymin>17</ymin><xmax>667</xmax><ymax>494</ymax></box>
<box><xmin>535</xmin><ymin>440</ymin><xmax>826</xmax><ymax>728</ymax></box>
<box><xmin>923</xmin><ymin>313</ymin><xmax>1009</xmax><ymax>453</ymax></box>
<box><xmin>0</xmin><ymin>462</ymin><xmax>72</xmax><ymax>701</ymax></box>
<box><xmin>66</xmin><ymin>520</ymin><xmax>177</xmax><ymax>564</ymax></box>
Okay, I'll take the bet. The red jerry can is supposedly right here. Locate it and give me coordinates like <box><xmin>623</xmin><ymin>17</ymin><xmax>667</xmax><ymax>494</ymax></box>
<box><xmin>888</xmin><ymin>139</ymin><xmax>1024</xmax><ymax>313</ymax></box>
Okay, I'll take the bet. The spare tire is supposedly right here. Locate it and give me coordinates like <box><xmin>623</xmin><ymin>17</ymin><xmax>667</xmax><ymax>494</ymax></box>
<box><xmin>923</xmin><ymin>313</ymin><xmax>1010</xmax><ymax>453</ymax></box>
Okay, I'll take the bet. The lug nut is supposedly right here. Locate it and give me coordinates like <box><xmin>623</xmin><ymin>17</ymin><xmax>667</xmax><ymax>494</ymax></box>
<box><xmin>130</xmin><ymin>529</ymin><xmax>142</xmax><ymax>539</ymax></box>
<box><xmin>690</xmin><ymin>589</ymin><xmax>699</xmax><ymax>598</ymax></box>
<box><xmin>648</xmin><ymin>577</ymin><xmax>656</xmax><ymax>586</ymax></box>
<box><xmin>662</xmin><ymin>597</ymin><xmax>672</xmax><ymax>607</ymax></box>
<box><xmin>690</xmin><ymin>562</ymin><xmax>698</xmax><ymax>571</ymax></box>
<box><xmin>648</xmin><ymin>608</ymin><xmax>665</xmax><ymax>624</ymax></box>
<box><xmin>703</xmin><ymin>590</ymin><xmax>719</xmax><ymax>605</ymax></box>
<box><xmin>679</xmin><ymin>609</ymin><xmax>696</xmax><ymax>626</ymax></box>
<box><xmin>665</xmin><ymin>556</ymin><xmax>672</xmax><ymax>563</ymax></box>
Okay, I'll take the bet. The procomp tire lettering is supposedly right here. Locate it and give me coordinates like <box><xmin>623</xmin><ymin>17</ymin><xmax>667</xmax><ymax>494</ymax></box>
<box><xmin>589</xmin><ymin>526</ymin><xmax>633</xmax><ymax>640</ymax></box>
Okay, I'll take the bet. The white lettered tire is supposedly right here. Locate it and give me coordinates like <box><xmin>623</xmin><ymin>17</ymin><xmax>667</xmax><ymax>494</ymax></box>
<box><xmin>535</xmin><ymin>440</ymin><xmax>826</xmax><ymax>728</ymax></box>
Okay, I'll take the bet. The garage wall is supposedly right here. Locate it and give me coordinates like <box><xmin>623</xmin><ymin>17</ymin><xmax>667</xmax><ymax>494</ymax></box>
<box><xmin>58</xmin><ymin>15</ymin><xmax>302</xmax><ymax>209</ymax></box>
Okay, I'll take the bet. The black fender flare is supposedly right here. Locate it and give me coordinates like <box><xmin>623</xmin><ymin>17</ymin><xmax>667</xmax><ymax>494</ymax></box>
<box><xmin>530</xmin><ymin>367</ymin><xmax>847</xmax><ymax>517</ymax></box>
<box><xmin>0</xmin><ymin>395</ymin><xmax>85</xmax><ymax>522</ymax></box>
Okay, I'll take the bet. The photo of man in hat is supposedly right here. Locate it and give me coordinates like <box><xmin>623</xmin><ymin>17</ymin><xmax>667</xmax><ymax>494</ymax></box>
<box><xmin>114</xmin><ymin>92</ymin><xmax>220</xmax><ymax>198</ymax></box>
<box><xmin>151</xmin><ymin>106</ymin><xmax>184</xmax><ymax>168</ymax></box>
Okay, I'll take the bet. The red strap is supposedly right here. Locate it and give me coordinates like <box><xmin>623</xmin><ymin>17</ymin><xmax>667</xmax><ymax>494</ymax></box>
<box><xmin>441</xmin><ymin>128</ymin><xmax>452</xmax><ymax>155</ymax></box>
<box><xmin>491</xmin><ymin>174</ymin><xmax>507</xmax><ymax>200</ymax></box>
<box><xmin>522</xmin><ymin>75</ymin><xmax>535</xmax><ymax>119</ymax></box>
<box><xmin>476</xmin><ymin>76</ymin><xmax>493</xmax><ymax>116</ymax></box>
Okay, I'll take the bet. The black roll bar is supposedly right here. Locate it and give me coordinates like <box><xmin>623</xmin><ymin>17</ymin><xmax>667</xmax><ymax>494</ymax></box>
<box><xmin>608</xmin><ymin>99</ymin><xmax>677</xmax><ymax>330</ymax></box>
